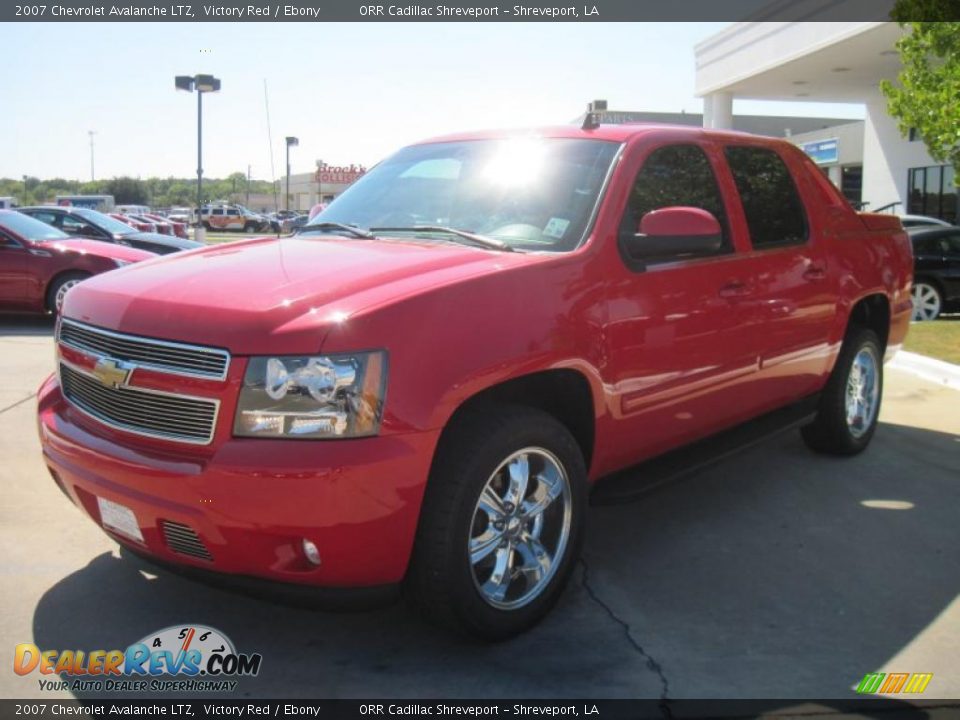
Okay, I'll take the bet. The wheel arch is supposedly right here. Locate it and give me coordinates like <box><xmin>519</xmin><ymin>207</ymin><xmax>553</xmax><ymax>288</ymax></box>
<box><xmin>45</xmin><ymin>269</ymin><xmax>91</xmax><ymax>312</ymax></box>
<box><xmin>846</xmin><ymin>293</ymin><xmax>891</xmax><ymax>350</ymax></box>
<box><xmin>912</xmin><ymin>274</ymin><xmax>946</xmax><ymax>298</ymax></box>
<box><xmin>434</xmin><ymin>368</ymin><xmax>597</xmax><ymax>475</ymax></box>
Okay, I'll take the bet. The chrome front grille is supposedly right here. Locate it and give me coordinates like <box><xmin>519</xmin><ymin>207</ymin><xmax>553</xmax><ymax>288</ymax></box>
<box><xmin>59</xmin><ymin>362</ymin><xmax>219</xmax><ymax>445</ymax></box>
<box><xmin>162</xmin><ymin>521</ymin><xmax>213</xmax><ymax>561</ymax></box>
<box><xmin>59</xmin><ymin>319</ymin><xmax>230</xmax><ymax>380</ymax></box>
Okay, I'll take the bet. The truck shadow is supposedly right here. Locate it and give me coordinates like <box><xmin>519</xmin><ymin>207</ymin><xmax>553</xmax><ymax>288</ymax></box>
<box><xmin>0</xmin><ymin>315</ymin><xmax>55</xmax><ymax>337</ymax></box>
<box><xmin>29</xmin><ymin>422</ymin><xmax>960</xmax><ymax>704</ymax></box>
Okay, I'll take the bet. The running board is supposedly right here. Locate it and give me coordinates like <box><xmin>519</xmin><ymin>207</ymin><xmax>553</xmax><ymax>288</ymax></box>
<box><xmin>590</xmin><ymin>393</ymin><xmax>820</xmax><ymax>505</ymax></box>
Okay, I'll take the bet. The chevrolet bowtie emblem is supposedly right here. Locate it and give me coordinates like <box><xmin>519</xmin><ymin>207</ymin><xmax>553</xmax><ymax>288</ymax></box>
<box><xmin>92</xmin><ymin>358</ymin><xmax>133</xmax><ymax>388</ymax></box>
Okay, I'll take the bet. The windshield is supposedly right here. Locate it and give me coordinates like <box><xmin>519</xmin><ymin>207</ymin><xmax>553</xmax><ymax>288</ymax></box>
<box><xmin>308</xmin><ymin>137</ymin><xmax>620</xmax><ymax>252</ymax></box>
<box><xmin>0</xmin><ymin>211</ymin><xmax>69</xmax><ymax>241</ymax></box>
<box><xmin>72</xmin><ymin>207</ymin><xmax>137</xmax><ymax>235</ymax></box>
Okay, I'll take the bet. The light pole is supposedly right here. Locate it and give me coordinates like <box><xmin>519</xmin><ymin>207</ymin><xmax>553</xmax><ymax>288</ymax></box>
<box><xmin>175</xmin><ymin>74</ymin><xmax>221</xmax><ymax>240</ymax></box>
<box><xmin>88</xmin><ymin>130</ymin><xmax>96</xmax><ymax>181</ymax></box>
<box><xmin>285</xmin><ymin>136</ymin><xmax>299</xmax><ymax>212</ymax></box>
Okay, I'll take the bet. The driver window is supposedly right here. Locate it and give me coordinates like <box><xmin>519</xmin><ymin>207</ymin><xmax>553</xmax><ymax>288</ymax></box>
<box><xmin>61</xmin><ymin>216</ymin><xmax>86</xmax><ymax>234</ymax></box>
<box><xmin>0</xmin><ymin>231</ymin><xmax>21</xmax><ymax>248</ymax></box>
<box><xmin>621</xmin><ymin>144</ymin><xmax>731</xmax><ymax>252</ymax></box>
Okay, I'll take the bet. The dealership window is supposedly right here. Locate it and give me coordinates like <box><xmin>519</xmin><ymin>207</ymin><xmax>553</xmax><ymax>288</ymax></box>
<box><xmin>725</xmin><ymin>145</ymin><xmax>807</xmax><ymax>248</ymax></box>
<box><xmin>841</xmin><ymin>165</ymin><xmax>863</xmax><ymax>207</ymax></box>
<box><xmin>907</xmin><ymin>165</ymin><xmax>957</xmax><ymax>224</ymax></box>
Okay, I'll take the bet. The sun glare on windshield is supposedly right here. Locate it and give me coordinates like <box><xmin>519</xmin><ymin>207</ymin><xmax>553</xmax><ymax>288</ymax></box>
<box><xmin>482</xmin><ymin>137</ymin><xmax>548</xmax><ymax>188</ymax></box>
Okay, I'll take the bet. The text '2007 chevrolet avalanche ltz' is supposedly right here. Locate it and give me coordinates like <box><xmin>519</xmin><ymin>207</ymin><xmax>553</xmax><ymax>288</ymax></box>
<box><xmin>37</xmin><ymin>124</ymin><xmax>913</xmax><ymax>639</ymax></box>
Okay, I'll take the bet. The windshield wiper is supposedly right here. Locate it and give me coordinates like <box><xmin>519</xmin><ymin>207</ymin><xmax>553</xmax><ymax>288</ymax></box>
<box><xmin>296</xmin><ymin>222</ymin><xmax>377</xmax><ymax>239</ymax></box>
<box><xmin>370</xmin><ymin>226</ymin><xmax>514</xmax><ymax>252</ymax></box>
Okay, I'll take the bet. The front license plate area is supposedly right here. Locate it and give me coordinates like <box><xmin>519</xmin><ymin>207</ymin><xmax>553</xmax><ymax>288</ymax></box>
<box><xmin>96</xmin><ymin>496</ymin><xmax>144</xmax><ymax>543</ymax></box>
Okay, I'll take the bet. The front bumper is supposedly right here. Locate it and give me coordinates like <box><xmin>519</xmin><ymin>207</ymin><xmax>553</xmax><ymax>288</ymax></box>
<box><xmin>37</xmin><ymin>373</ymin><xmax>439</xmax><ymax>589</ymax></box>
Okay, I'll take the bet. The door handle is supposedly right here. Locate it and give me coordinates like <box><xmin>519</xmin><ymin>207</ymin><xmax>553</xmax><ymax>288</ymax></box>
<box><xmin>719</xmin><ymin>281</ymin><xmax>752</xmax><ymax>298</ymax></box>
<box><xmin>803</xmin><ymin>265</ymin><xmax>827</xmax><ymax>281</ymax></box>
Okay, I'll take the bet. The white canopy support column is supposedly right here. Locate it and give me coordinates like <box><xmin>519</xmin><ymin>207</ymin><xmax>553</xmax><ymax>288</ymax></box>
<box><xmin>703</xmin><ymin>91</ymin><xmax>733</xmax><ymax>129</ymax></box>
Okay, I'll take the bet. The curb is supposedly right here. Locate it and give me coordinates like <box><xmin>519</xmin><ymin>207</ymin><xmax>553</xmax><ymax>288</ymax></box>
<box><xmin>888</xmin><ymin>350</ymin><xmax>960</xmax><ymax>391</ymax></box>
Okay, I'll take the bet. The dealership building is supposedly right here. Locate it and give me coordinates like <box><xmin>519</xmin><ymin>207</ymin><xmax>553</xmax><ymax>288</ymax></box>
<box><xmin>280</xmin><ymin>163</ymin><xmax>367</xmax><ymax>212</ymax></box>
<box><xmin>281</xmin><ymin>22</ymin><xmax>956</xmax><ymax>225</ymax></box>
<box><xmin>695</xmin><ymin>21</ymin><xmax>956</xmax><ymax>223</ymax></box>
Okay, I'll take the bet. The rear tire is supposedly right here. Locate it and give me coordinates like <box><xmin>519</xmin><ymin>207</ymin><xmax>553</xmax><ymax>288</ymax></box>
<box><xmin>47</xmin><ymin>272</ymin><xmax>89</xmax><ymax>315</ymax></box>
<box><xmin>801</xmin><ymin>328</ymin><xmax>883</xmax><ymax>456</ymax></box>
<box><xmin>408</xmin><ymin>405</ymin><xmax>587</xmax><ymax>640</ymax></box>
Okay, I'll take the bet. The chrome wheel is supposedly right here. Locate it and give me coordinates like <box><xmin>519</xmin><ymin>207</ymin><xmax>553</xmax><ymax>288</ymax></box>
<box><xmin>912</xmin><ymin>283</ymin><xmax>941</xmax><ymax>321</ymax></box>
<box><xmin>845</xmin><ymin>346</ymin><xmax>880</xmax><ymax>439</ymax></box>
<box><xmin>54</xmin><ymin>279</ymin><xmax>82</xmax><ymax>312</ymax></box>
<box><xmin>469</xmin><ymin>447</ymin><xmax>572</xmax><ymax>610</ymax></box>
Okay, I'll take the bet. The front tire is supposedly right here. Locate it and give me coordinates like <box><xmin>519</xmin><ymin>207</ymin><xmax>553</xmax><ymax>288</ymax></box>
<box><xmin>47</xmin><ymin>272</ymin><xmax>89</xmax><ymax>315</ymax></box>
<box><xmin>801</xmin><ymin>328</ymin><xmax>883</xmax><ymax>455</ymax></box>
<box><xmin>408</xmin><ymin>405</ymin><xmax>587</xmax><ymax>640</ymax></box>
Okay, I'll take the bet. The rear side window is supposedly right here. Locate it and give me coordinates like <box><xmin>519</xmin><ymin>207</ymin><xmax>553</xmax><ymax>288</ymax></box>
<box><xmin>623</xmin><ymin>144</ymin><xmax>730</xmax><ymax>250</ymax></box>
<box><xmin>912</xmin><ymin>237</ymin><xmax>939</xmax><ymax>255</ymax></box>
<box><xmin>725</xmin><ymin>146</ymin><xmax>807</xmax><ymax>248</ymax></box>
<box><xmin>944</xmin><ymin>233</ymin><xmax>960</xmax><ymax>254</ymax></box>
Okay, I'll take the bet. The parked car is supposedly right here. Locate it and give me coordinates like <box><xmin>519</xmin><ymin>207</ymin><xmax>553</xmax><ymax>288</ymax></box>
<box><xmin>267</xmin><ymin>211</ymin><xmax>307</xmax><ymax>233</ymax></box>
<box><xmin>908</xmin><ymin>225</ymin><xmax>960</xmax><ymax>320</ymax></box>
<box><xmin>0</xmin><ymin>210</ymin><xmax>154</xmax><ymax>314</ymax></box>
<box><xmin>110</xmin><ymin>213</ymin><xmax>155</xmax><ymax>233</ymax></box>
<box><xmin>144</xmin><ymin>213</ymin><xmax>189</xmax><ymax>240</ymax></box>
<box><xmin>167</xmin><ymin>207</ymin><xmax>193</xmax><ymax>224</ymax></box>
<box><xmin>37</xmin><ymin>126</ymin><xmax>912</xmax><ymax>639</ymax></box>
<box><xmin>197</xmin><ymin>204</ymin><xmax>271</xmax><ymax>233</ymax></box>
<box><xmin>115</xmin><ymin>204</ymin><xmax>152</xmax><ymax>216</ymax></box>
<box><xmin>898</xmin><ymin>214</ymin><xmax>954</xmax><ymax>229</ymax></box>
<box><xmin>128</xmin><ymin>213</ymin><xmax>173</xmax><ymax>236</ymax></box>
<box><xmin>18</xmin><ymin>207</ymin><xmax>202</xmax><ymax>255</ymax></box>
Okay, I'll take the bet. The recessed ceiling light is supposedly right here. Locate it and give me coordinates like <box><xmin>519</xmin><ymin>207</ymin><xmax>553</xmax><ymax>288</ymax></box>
<box><xmin>832</xmin><ymin>67</ymin><xmax>852</xmax><ymax>72</ymax></box>
<box><xmin>792</xmin><ymin>80</ymin><xmax>809</xmax><ymax>85</ymax></box>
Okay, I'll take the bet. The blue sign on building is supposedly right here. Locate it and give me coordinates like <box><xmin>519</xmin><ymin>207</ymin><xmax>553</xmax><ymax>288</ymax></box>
<box><xmin>801</xmin><ymin>138</ymin><xmax>840</xmax><ymax>165</ymax></box>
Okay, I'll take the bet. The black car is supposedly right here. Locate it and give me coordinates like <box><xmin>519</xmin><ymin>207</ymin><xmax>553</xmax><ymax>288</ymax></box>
<box><xmin>908</xmin><ymin>225</ymin><xmax>960</xmax><ymax>321</ymax></box>
<box><xmin>18</xmin><ymin>206</ymin><xmax>203</xmax><ymax>255</ymax></box>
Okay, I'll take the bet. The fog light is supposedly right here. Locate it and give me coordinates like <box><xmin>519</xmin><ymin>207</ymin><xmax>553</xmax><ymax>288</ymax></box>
<box><xmin>302</xmin><ymin>538</ymin><xmax>321</xmax><ymax>566</ymax></box>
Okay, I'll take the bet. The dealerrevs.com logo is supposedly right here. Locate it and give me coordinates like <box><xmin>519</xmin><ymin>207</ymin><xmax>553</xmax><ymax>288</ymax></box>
<box><xmin>14</xmin><ymin>625</ymin><xmax>262</xmax><ymax>693</ymax></box>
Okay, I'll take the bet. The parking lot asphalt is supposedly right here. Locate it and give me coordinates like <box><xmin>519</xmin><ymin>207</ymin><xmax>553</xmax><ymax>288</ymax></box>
<box><xmin>1</xmin><ymin>315</ymin><xmax>958</xmax><ymax>703</ymax></box>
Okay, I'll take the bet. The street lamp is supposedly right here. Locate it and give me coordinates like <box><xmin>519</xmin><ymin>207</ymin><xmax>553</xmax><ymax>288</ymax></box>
<box><xmin>87</xmin><ymin>130</ymin><xmax>96</xmax><ymax>182</ymax></box>
<box><xmin>285</xmin><ymin>136</ymin><xmax>299</xmax><ymax>212</ymax></box>
<box><xmin>175</xmin><ymin>74</ymin><xmax>221</xmax><ymax>239</ymax></box>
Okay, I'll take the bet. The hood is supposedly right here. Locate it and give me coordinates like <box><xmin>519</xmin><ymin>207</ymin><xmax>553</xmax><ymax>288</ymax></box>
<box><xmin>37</xmin><ymin>237</ymin><xmax>156</xmax><ymax>263</ymax></box>
<box><xmin>124</xmin><ymin>232</ymin><xmax>203</xmax><ymax>251</ymax></box>
<box><xmin>63</xmin><ymin>236</ymin><xmax>541</xmax><ymax>355</ymax></box>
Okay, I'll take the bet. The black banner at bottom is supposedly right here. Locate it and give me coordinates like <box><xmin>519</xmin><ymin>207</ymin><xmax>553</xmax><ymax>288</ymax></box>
<box><xmin>3</xmin><ymin>699</ymin><xmax>960</xmax><ymax>720</ymax></box>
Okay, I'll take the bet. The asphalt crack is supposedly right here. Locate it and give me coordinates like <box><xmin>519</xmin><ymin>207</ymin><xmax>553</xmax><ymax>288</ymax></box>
<box><xmin>578</xmin><ymin>557</ymin><xmax>673</xmax><ymax>718</ymax></box>
<box><xmin>0</xmin><ymin>392</ymin><xmax>37</xmax><ymax>415</ymax></box>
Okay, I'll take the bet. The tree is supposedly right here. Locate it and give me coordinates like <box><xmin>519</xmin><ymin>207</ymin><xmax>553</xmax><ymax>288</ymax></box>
<box><xmin>880</xmin><ymin>20</ymin><xmax>960</xmax><ymax>186</ymax></box>
<box><xmin>103</xmin><ymin>176</ymin><xmax>149</xmax><ymax>205</ymax></box>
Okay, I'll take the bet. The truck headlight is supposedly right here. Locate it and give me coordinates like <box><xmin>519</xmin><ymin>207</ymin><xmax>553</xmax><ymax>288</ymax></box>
<box><xmin>234</xmin><ymin>352</ymin><xmax>387</xmax><ymax>439</ymax></box>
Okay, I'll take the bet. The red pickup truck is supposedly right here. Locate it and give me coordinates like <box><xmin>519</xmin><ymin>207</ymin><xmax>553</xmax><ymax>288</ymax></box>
<box><xmin>37</xmin><ymin>125</ymin><xmax>912</xmax><ymax>639</ymax></box>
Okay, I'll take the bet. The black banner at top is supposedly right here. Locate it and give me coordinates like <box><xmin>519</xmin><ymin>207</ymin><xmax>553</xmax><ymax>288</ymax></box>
<box><xmin>1</xmin><ymin>0</ymin><xmax>919</xmax><ymax>23</ymax></box>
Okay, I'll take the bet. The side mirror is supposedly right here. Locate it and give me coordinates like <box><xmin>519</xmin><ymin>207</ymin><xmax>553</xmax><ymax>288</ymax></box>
<box><xmin>622</xmin><ymin>207</ymin><xmax>722</xmax><ymax>264</ymax></box>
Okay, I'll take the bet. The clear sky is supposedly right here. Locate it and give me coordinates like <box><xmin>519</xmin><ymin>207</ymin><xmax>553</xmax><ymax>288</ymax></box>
<box><xmin>1</xmin><ymin>22</ymin><xmax>865</xmax><ymax>182</ymax></box>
